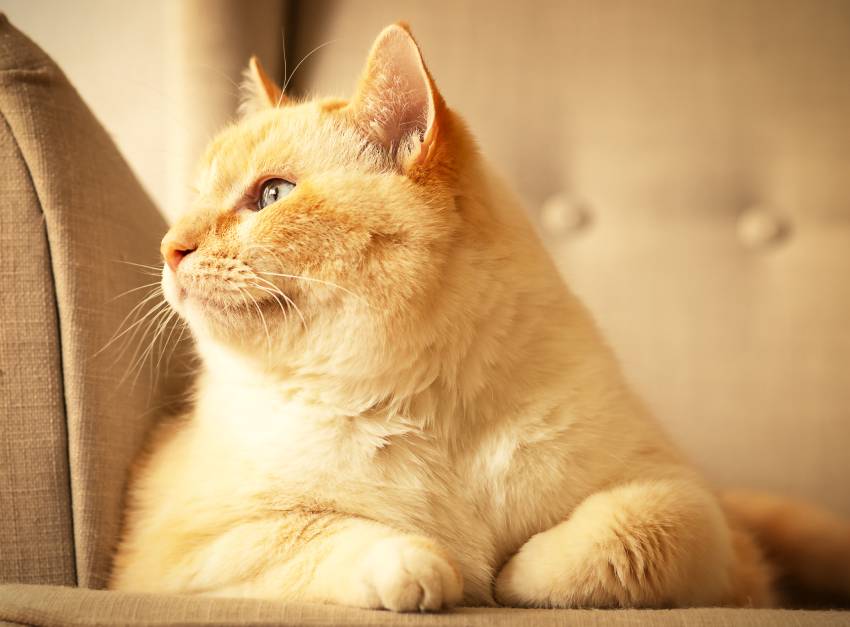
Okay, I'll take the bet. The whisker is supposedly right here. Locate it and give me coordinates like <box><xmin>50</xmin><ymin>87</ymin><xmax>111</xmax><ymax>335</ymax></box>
<box><xmin>114</xmin><ymin>297</ymin><xmax>170</xmax><ymax>366</ymax></box>
<box><xmin>239</xmin><ymin>286</ymin><xmax>273</xmax><ymax>358</ymax></box>
<box><xmin>93</xmin><ymin>289</ymin><xmax>166</xmax><ymax>359</ymax></box>
<box><xmin>122</xmin><ymin>302</ymin><xmax>174</xmax><ymax>388</ymax></box>
<box><xmin>257</xmin><ymin>270</ymin><xmax>368</xmax><ymax>306</ymax></box>
<box><xmin>282</xmin><ymin>39</ymin><xmax>338</xmax><ymax>95</ymax></box>
<box><xmin>166</xmin><ymin>321</ymin><xmax>189</xmax><ymax>369</ymax></box>
<box><xmin>135</xmin><ymin>307</ymin><xmax>176</xmax><ymax>390</ymax></box>
<box><xmin>108</xmin><ymin>281</ymin><xmax>163</xmax><ymax>303</ymax></box>
<box><xmin>250</xmin><ymin>278</ymin><xmax>307</xmax><ymax>331</ymax></box>
<box><xmin>155</xmin><ymin>308</ymin><xmax>182</xmax><ymax>370</ymax></box>
<box><xmin>277</xmin><ymin>25</ymin><xmax>288</xmax><ymax>107</ymax></box>
<box><xmin>133</xmin><ymin>305</ymin><xmax>178</xmax><ymax>390</ymax></box>
<box><xmin>249</xmin><ymin>278</ymin><xmax>289</xmax><ymax>324</ymax></box>
<box><xmin>244</xmin><ymin>245</ymin><xmax>365</xmax><ymax>299</ymax></box>
<box><xmin>196</xmin><ymin>63</ymin><xmax>242</xmax><ymax>94</ymax></box>
<box><xmin>244</xmin><ymin>245</ymin><xmax>363</xmax><ymax>299</ymax></box>
<box><xmin>114</xmin><ymin>260</ymin><xmax>164</xmax><ymax>272</ymax></box>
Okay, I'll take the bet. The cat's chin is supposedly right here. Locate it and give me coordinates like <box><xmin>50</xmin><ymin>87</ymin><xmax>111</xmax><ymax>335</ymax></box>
<box><xmin>161</xmin><ymin>272</ymin><xmax>225</xmax><ymax>327</ymax></box>
<box><xmin>169</xmin><ymin>289</ymin><xmax>262</xmax><ymax>322</ymax></box>
<box><xmin>162</xmin><ymin>269</ymin><xmax>243</xmax><ymax>316</ymax></box>
<box><xmin>162</xmin><ymin>280</ymin><xmax>300</xmax><ymax>353</ymax></box>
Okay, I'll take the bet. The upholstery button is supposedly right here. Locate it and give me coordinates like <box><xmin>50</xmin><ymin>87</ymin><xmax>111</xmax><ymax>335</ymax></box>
<box><xmin>539</xmin><ymin>193</ymin><xmax>590</xmax><ymax>236</ymax></box>
<box><xmin>737</xmin><ymin>207</ymin><xmax>790</xmax><ymax>249</ymax></box>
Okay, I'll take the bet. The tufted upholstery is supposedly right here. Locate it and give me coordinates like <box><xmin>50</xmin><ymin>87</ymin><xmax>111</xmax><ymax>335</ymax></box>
<box><xmin>289</xmin><ymin>0</ymin><xmax>850</xmax><ymax>515</ymax></box>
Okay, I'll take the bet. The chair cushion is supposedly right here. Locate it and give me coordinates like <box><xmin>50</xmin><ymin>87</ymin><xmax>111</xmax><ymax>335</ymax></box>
<box><xmin>0</xmin><ymin>14</ymin><xmax>184</xmax><ymax>588</ymax></box>
<box><xmin>0</xmin><ymin>585</ymin><xmax>848</xmax><ymax>627</ymax></box>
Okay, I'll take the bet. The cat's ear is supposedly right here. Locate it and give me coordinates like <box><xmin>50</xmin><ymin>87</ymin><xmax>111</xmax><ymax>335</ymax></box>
<box><xmin>348</xmin><ymin>23</ymin><xmax>445</xmax><ymax>167</ymax></box>
<box><xmin>239</xmin><ymin>56</ymin><xmax>287</xmax><ymax>116</ymax></box>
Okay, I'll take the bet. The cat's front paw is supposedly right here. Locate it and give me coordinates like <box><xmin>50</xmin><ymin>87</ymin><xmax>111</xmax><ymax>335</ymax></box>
<box><xmin>357</xmin><ymin>535</ymin><xmax>463</xmax><ymax>612</ymax></box>
<box><xmin>494</xmin><ymin>534</ymin><xmax>553</xmax><ymax>607</ymax></box>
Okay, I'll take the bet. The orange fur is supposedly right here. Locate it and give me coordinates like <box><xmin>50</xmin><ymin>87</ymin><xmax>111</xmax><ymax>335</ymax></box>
<box><xmin>239</xmin><ymin>56</ymin><xmax>286</xmax><ymax>116</ymax></box>
<box><xmin>110</xmin><ymin>23</ymin><xmax>849</xmax><ymax>612</ymax></box>
<box><xmin>723</xmin><ymin>491</ymin><xmax>850</xmax><ymax>607</ymax></box>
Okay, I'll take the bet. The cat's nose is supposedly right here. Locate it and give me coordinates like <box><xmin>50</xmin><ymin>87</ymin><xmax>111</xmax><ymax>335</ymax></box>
<box><xmin>161</xmin><ymin>235</ymin><xmax>197</xmax><ymax>272</ymax></box>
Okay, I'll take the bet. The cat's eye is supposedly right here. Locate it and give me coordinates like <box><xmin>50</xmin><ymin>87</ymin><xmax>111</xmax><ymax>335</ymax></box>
<box><xmin>257</xmin><ymin>178</ymin><xmax>295</xmax><ymax>210</ymax></box>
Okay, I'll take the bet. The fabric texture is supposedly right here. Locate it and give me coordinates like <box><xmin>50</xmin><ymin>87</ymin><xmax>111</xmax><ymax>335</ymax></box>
<box><xmin>0</xmin><ymin>14</ymin><xmax>186</xmax><ymax>588</ymax></box>
<box><xmin>290</xmin><ymin>0</ymin><xmax>850</xmax><ymax>516</ymax></box>
<box><xmin>1</xmin><ymin>585</ymin><xmax>849</xmax><ymax>627</ymax></box>
<box><xmin>0</xmin><ymin>58</ymin><xmax>74</xmax><ymax>586</ymax></box>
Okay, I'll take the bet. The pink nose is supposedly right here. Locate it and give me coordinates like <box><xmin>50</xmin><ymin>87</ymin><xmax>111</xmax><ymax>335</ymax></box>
<box><xmin>160</xmin><ymin>236</ymin><xmax>197</xmax><ymax>272</ymax></box>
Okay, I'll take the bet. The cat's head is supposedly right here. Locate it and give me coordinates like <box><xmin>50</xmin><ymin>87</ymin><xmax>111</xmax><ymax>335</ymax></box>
<box><xmin>160</xmin><ymin>24</ymin><xmax>508</xmax><ymax>378</ymax></box>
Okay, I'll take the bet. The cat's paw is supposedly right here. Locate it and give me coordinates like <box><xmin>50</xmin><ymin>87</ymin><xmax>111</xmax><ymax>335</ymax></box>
<box><xmin>357</xmin><ymin>535</ymin><xmax>463</xmax><ymax>612</ymax></box>
<box><xmin>494</xmin><ymin>532</ymin><xmax>557</xmax><ymax>607</ymax></box>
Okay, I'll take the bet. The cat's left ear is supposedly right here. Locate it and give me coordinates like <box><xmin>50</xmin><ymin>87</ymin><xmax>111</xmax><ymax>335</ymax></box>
<box><xmin>348</xmin><ymin>23</ymin><xmax>446</xmax><ymax>168</ymax></box>
<box><xmin>239</xmin><ymin>56</ymin><xmax>287</xmax><ymax>116</ymax></box>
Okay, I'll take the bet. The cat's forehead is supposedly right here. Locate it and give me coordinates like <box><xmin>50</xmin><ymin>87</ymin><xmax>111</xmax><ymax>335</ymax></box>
<box><xmin>194</xmin><ymin>100</ymin><xmax>383</xmax><ymax>205</ymax></box>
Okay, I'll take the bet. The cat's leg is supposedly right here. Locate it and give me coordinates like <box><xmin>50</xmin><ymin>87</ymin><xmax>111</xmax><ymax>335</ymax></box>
<box><xmin>255</xmin><ymin>515</ymin><xmax>464</xmax><ymax>611</ymax></box>
<box><xmin>494</xmin><ymin>478</ymin><xmax>736</xmax><ymax>608</ymax></box>
<box><xmin>115</xmin><ymin>511</ymin><xmax>463</xmax><ymax>612</ymax></box>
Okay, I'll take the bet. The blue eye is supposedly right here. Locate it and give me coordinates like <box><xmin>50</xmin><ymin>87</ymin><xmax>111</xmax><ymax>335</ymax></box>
<box><xmin>257</xmin><ymin>178</ymin><xmax>295</xmax><ymax>210</ymax></box>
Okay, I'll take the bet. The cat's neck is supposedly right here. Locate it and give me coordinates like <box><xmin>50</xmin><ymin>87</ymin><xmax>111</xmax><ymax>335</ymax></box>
<box><xmin>193</xmin><ymin>276</ymin><xmax>593</xmax><ymax>447</ymax></box>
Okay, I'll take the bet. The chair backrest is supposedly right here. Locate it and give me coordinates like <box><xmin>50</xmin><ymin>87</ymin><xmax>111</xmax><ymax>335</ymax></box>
<box><xmin>0</xmin><ymin>15</ymin><xmax>185</xmax><ymax>587</ymax></box>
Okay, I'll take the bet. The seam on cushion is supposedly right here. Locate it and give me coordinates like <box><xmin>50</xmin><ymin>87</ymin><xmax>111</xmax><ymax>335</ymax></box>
<box><xmin>0</xmin><ymin>106</ymin><xmax>78</xmax><ymax>587</ymax></box>
<box><xmin>0</xmin><ymin>66</ymin><xmax>55</xmax><ymax>78</ymax></box>
<box><xmin>0</xmin><ymin>16</ymin><xmax>60</xmax><ymax>77</ymax></box>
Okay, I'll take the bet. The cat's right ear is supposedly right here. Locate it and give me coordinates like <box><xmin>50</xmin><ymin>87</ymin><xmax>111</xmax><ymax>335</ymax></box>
<box><xmin>239</xmin><ymin>56</ymin><xmax>287</xmax><ymax>116</ymax></box>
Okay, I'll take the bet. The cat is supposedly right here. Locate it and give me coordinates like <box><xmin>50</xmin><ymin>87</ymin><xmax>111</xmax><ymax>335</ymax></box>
<box><xmin>109</xmin><ymin>23</ymin><xmax>850</xmax><ymax>611</ymax></box>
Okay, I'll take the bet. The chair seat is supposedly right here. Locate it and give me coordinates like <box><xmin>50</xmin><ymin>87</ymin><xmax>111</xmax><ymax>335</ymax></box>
<box><xmin>1</xmin><ymin>584</ymin><xmax>848</xmax><ymax>627</ymax></box>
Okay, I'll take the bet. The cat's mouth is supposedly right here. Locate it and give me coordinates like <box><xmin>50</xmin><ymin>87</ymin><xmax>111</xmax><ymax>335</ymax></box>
<box><xmin>173</xmin><ymin>282</ymin><xmax>295</xmax><ymax>320</ymax></box>
<box><xmin>177</xmin><ymin>287</ymin><xmax>223</xmax><ymax>308</ymax></box>
<box><xmin>178</xmin><ymin>285</ymin><xmax>289</xmax><ymax>311</ymax></box>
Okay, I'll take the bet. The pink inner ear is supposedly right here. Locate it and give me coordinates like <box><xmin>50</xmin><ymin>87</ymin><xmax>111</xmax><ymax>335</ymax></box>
<box><xmin>356</xmin><ymin>27</ymin><xmax>435</xmax><ymax>152</ymax></box>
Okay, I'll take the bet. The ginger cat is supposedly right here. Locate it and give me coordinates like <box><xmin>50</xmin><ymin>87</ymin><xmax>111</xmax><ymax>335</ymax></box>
<box><xmin>110</xmin><ymin>24</ymin><xmax>850</xmax><ymax>610</ymax></box>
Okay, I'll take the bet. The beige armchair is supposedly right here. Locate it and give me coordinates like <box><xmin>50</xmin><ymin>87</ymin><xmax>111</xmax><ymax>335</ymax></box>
<box><xmin>0</xmin><ymin>4</ymin><xmax>848</xmax><ymax>625</ymax></box>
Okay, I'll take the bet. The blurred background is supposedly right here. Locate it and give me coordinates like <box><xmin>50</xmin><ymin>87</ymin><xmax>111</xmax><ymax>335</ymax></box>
<box><xmin>1</xmin><ymin>0</ymin><xmax>849</xmax><ymax>514</ymax></box>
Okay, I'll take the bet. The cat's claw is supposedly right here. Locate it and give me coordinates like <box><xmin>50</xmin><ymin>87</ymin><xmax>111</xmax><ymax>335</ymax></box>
<box><xmin>357</xmin><ymin>536</ymin><xmax>463</xmax><ymax>612</ymax></box>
